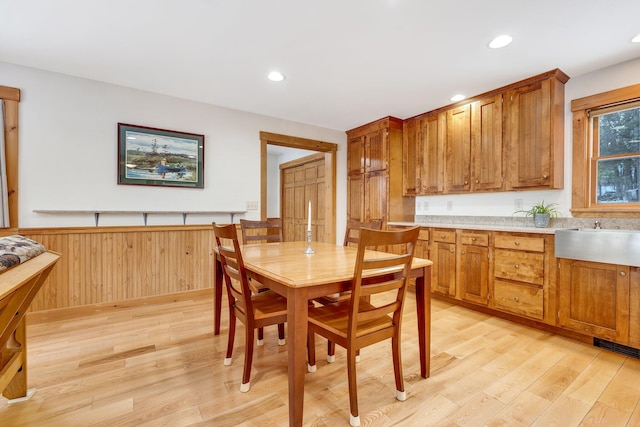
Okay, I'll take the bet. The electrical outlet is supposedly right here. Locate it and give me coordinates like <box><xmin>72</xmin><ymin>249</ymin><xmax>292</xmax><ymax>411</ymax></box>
<box><xmin>423</xmin><ymin>201</ymin><xmax>429</xmax><ymax>211</ymax></box>
<box><xmin>246</xmin><ymin>201</ymin><xmax>258</xmax><ymax>210</ymax></box>
<box><xmin>446</xmin><ymin>201</ymin><xmax>453</xmax><ymax>211</ymax></box>
<box><xmin>515</xmin><ymin>199</ymin><xmax>524</xmax><ymax>210</ymax></box>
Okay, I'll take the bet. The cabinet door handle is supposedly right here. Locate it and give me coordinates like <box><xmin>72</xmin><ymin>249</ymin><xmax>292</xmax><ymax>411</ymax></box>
<box><xmin>513</xmin><ymin>296</ymin><xmax>520</xmax><ymax>302</ymax></box>
<box><xmin>542</xmin><ymin>174</ymin><xmax>549</xmax><ymax>179</ymax></box>
<box><xmin>464</xmin><ymin>180</ymin><xmax>468</xmax><ymax>185</ymax></box>
<box><xmin>440</xmin><ymin>234</ymin><xmax>446</xmax><ymax>238</ymax></box>
<box><xmin>461</xmin><ymin>250</ymin><xmax>465</xmax><ymax>255</ymax></box>
<box><xmin>471</xmin><ymin>237</ymin><xmax>476</xmax><ymax>241</ymax></box>
<box><xmin>475</xmin><ymin>179</ymin><xmax>479</xmax><ymax>184</ymax></box>
<box><xmin>620</xmin><ymin>271</ymin><xmax>626</xmax><ymax>276</ymax></box>
<box><xmin>514</xmin><ymin>264</ymin><xmax>519</xmax><ymax>269</ymax></box>
<box><xmin>450</xmin><ymin>248</ymin><xmax>454</xmax><ymax>253</ymax></box>
<box><xmin>514</xmin><ymin>241</ymin><xmax>520</xmax><ymax>245</ymax></box>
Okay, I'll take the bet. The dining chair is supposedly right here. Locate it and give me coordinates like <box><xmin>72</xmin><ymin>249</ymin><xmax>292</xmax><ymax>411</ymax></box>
<box><xmin>240</xmin><ymin>218</ymin><xmax>284</xmax><ymax>245</ymax></box>
<box><xmin>315</xmin><ymin>219</ymin><xmax>384</xmax><ymax>361</ymax></box>
<box><xmin>307</xmin><ymin>226</ymin><xmax>420</xmax><ymax>427</ymax></box>
<box><xmin>239</xmin><ymin>218</ymin><xmax>286</xmax><ymax>346</ymax></box>
<box><xmin>213</xmin><ymin>222</ymin><xmax>288</xmax><ymax>393</ymax></box>
<box><xmin>343</xmin><ymin>219</ymin><xmax>383</xmax><ymax>247</ymax></box>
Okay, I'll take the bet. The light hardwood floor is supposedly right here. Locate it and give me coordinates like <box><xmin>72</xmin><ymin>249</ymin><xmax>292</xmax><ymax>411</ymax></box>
<box><xmin>2</xmin><ymin>289</ymin><xmax>640</xmax><ymax>426</ymax></box>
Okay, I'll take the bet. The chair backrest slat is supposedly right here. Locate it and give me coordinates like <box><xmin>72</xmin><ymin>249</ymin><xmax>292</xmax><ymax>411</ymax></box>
<box><xmin>240</xmin><ymin>218</ymin><xmax>284</xmax><ymax>244</ymax></box>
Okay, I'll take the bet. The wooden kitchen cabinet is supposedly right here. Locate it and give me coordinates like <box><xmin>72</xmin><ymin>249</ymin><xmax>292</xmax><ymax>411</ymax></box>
<box><xmin>558</xmin><ymin>259</ymin><xmax>630</xmax><ymax>344</ymax></box>
<box><xmin>458</xmin><ymin>231</ymin><xmax>490</xmax><ymax>305</ymax></box>
<box><xmin>493</xmin><ymin>234</ymin><xmax>548</xmax><ymax>321</ymax></box>
<box><xmin>401</xmin><ymin>69</ymin><xmax>567</xmax><ymax>196</ymax></box>
<box><xmin>471</xmin><ymin>95</ymin><xmax>503</xmax><ymax>191</ymax></box>
<box><xmin>347</xmin><ymin>117</ymin><xmax>414</xmax><ymax>225</ymax></box>
<box><xmin>504</xmin><ymin>69</ymin><xmax>569</xmax><ymax>190</ymax></box>
<box><xmin>403</xmin><ymin>113</ymin><xmax>445</xmax><ymax>195</ymax></box>
<box><xmin>446</xmin><ymin>104</ymin><xmax>471</xmax><ymax>192</ymax></box>
<box><xmin>446</xmin><ymin>95</ymin><xmax>503</xmax><ymax>193</ymax></box>
<box><xmin>430</xmin><ymin>229</ymin><xmax>456</xmax><ymax>297</ymax></box>
<box><xmin>414</xmin><ymin>227</ymin><xmax>429</xmax><ymax>259</ymax></box>
<box><xmin>347</xmin><ymin>169</ymin><xmax>390</xmax><ymax>224</ymax></box>
<box><xmin>402</xmin><ymin>119</ymin><xmax>419</xmax><ymax>196</ymax></box>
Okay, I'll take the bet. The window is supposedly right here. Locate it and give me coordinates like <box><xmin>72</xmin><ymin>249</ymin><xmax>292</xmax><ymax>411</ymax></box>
<box><xmin>571</xmin><ymin>84</ymin><xmax>640</xmax><ymax>217</ymax></box>
<box><xmin>592</xmin><ymin>103</ymin><xmax>640</xmax><ymax>204</ymax></box>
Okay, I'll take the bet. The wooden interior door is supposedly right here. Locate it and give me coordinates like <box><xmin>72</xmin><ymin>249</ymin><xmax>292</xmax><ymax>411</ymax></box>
<box><xmin>281</xmin><ymin>153</ymin><xmax>326</xmax><ymax>242</ymax></box>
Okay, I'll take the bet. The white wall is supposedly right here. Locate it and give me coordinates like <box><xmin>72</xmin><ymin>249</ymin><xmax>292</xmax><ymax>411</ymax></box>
<box><xmin>0</xmin><ymin>61</ymin><xmax>347</xmax><ymax>240</ymax></box>
<box><xmin>415</xmin><ymin>57</ymin><xmax>640</xmax><ymax>218</ymax></box>
<box><xmin>266</xmin><ymin>148</ymin><xmax>317</xmax><ymax>218</ymax></box>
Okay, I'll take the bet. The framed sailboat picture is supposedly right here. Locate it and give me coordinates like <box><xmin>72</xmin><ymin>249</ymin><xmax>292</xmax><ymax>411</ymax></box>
<box><xmin>117</xmin><ymin>123</ymin><xmax>205</xmax><ymax>188</ymax></box>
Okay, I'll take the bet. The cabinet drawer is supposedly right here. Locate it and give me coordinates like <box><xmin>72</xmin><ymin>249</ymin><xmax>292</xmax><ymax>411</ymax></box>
<box><xmin>433</xmin><ymin>229</ymin><xmax>456</xmax><ymax>243</ymax></box>
<box><xmin>494</xmin><ymin>249</ymin><xmax>544</xmax><ymax>285</ymax></box>
<box><xmin>495</xmin><ymin>235</ymin><xmax>545</xmax><ymax>252</ymax></box>
<box><xmin>494</xmin><ymin>280</ymin><xmax>543</xmax><ymax>320</ymax></box>
<box><xmin>418</xmin><ymin>228</ymin><xmax>429</xmax><ymax>241</ymax></box>
<box><xmin>460</xmin><ymin>232</ymin><xmax>489</xmax><ymax>246</ymax></box>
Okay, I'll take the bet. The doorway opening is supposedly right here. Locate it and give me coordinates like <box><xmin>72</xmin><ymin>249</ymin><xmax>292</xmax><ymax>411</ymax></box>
<box><xmin>260</xmin><ymin>131</ymin><xmax>337</xmax><ymax>244</ymax></box>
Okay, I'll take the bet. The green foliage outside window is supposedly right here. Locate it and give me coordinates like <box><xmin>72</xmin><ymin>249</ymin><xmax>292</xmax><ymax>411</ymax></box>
<box><xmin>595</xmin><ymin>106</ymin><xmax>640</xmax><ymax>203</ymax></box>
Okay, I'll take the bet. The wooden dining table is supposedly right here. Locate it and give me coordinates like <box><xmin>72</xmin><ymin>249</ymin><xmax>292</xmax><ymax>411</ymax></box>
<box><xmin>213</xmin><ymin>240</ymin><xmax>432</xmax><ymax>427</ymax></box>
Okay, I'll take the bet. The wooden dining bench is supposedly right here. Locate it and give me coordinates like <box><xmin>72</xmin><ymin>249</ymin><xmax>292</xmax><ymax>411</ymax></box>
<box><xmin>0</xmin><ymin>236</ymin><xmax>60</xmax><ymax>402</ymax></box>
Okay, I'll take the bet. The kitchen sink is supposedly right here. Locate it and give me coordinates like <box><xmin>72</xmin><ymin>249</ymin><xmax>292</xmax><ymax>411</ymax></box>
<box><xmin>555</xmin><ymin>228</ymin><xmax>640</xmax><ymax>267</ymax></box>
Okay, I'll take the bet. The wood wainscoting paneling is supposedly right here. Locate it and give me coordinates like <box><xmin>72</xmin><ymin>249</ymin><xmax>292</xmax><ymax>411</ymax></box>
<box><xmin>21</xmin><ymin>225</ymin><xmax>216</xmax><ymax>312</ymax></box>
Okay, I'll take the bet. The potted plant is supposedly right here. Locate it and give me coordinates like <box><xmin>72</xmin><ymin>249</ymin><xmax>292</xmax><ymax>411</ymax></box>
<box><xmin>515</xmin><ymin>200</ymin><xmax>560</xmax><ymax>228</ymax></box>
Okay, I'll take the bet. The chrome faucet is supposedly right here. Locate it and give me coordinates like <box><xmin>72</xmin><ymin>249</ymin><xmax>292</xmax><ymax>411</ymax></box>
<box><xmin>594</xmin><ymin>220</ymin><xmax>601</xmax><ymax>229</ymax></box>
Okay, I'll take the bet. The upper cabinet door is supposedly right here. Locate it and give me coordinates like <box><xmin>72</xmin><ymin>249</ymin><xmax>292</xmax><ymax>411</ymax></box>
<box><xmin>421</xmin><ymin>113</ymin><xmax>445</xmax><ymax>194</ymax></box>
<box><xmin>347</xmin><ymin>135</ymin><xmax>365</xmax><ymax>175</ymax></box>
<box><xmin>505</xmin><ymin>71</ymin><xmax>566</xmax><ymax>190</ymax></box>
<box><xmin>471</xmin><ymin>95</ymin><xmax>503</xmax><ymax>191</ymax></box>
<box><xmin>366</xmin><ymin>128</ymin><xmax>388</xmax><ymax>172</ymax></box>
<box><xmin>446</xmin><ymin>104</ymin><xmax>471</xmax><ymax>192</ymax></box>
<box><xmin>506</xmin><ymin>80</ymin><xmax>550</xmax><ymax>188</ymax></box>
<box><xmin>402</xmin><ymin>119</ymin><xmax>420</xmax><ymax>195</ymax></box>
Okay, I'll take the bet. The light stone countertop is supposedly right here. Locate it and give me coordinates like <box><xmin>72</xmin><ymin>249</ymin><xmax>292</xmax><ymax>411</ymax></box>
<box><xmin>388</xmin><ymin>221</ymin><xmax>560</xmax><ymax>234</ymax></box>
<box><xmin>387</xmin><ymin>215</ymin><xmax>640</xmax><ymax>235</ymax></box>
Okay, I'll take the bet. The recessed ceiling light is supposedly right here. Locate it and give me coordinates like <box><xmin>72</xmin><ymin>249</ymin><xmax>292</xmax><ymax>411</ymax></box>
<box><xmin>632</xmin><ymin>34</ymin><xmax>640</xmax><ymax>43</ymax></box>
<box><xmin>450</xmin><ymin>94</ymin><xmax>466</xmax><ymax>102</ymax></box>
<box><xmin>267</xmin><ymin>71</ymin><xmax>285</xmax><ymax>82</ymax></box>
<box><xmin>488</xmin><ymin>35</ymin><xmax>513</xmax><ymax>49</ymax></box>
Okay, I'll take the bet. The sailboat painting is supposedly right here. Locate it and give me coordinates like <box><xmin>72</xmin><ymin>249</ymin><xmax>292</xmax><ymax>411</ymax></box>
<box><xmin>118</xmin><ymin>123</ymin><xmax>205</xmax><ymax>188</ymax></box>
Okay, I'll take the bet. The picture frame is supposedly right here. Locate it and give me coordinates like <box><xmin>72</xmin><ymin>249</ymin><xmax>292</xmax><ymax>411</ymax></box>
<box><xmin>118</xmin><ymin>123</ymin><xmax>204</xmax><ymax>188</ymax></box>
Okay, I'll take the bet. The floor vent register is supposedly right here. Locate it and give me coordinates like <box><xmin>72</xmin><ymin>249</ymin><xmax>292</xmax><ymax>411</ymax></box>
<box><xmin>594</xmin><ymin>338</ymin><xmax>640</xmax><ymax>359</ymax></box>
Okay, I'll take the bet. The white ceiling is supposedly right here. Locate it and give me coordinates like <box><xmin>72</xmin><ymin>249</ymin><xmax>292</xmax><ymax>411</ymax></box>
<box><xmin>1</xmin><ymin>0</ymin><xmax>639</xmax><ymax>131</ymax></box>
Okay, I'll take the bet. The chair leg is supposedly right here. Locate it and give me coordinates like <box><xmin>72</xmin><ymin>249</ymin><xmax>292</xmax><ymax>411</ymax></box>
<box><xmin>327</xmin><ymin>340</ymin><xmax>336</xmax><ymax>363</ymax></box>
<box><xmin>224</xmin><ymin>314</ymin><xmax>236</xmax><ymax>366</ymax></box>
<box><xmin>240</xmin><ymin>326</ymin><xmax>255</xmax><ymax>392</ymax></box>
<box><xmin>307</xmin><ymin>330</ymin><xmax>316</xmax><ymax>372</ymax></box>
<box><xmin>391</xmin><ymin>334</ymin><xmax>406</xmax><ymax>401</ymax></box>
<box><xmin>257</xmin><ymin>327</ymin><xmax>264</xmax><ymax>346</ymax></box>
<box><xmin>346</xmin><ymin>347</ymin><xmax>360</xmax><ymax>427</ymax></box>
<box><xmin>278</xmin><ymin>323</ymin><xmax>286</xmax><ymax>346</ymax></box>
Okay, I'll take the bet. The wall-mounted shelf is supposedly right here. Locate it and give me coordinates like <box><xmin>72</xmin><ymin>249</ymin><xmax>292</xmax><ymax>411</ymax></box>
<box><xmin>33</xmin><ymin>210</ymin><xmax>247</xmax><ymax>226</ymax></box>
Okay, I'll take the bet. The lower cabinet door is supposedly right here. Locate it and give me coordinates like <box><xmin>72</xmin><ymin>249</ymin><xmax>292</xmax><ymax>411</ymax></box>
<box><xmin>558</xmin><ymin>259</ymin><xmax>630</xmax><ymax>343</ymax></box>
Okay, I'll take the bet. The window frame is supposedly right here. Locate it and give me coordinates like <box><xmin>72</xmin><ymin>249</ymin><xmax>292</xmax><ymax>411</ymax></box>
<box><xmin>571</xmin><ymin>83</ymin><xmax>640</xmax><ymax>218</ymax></box>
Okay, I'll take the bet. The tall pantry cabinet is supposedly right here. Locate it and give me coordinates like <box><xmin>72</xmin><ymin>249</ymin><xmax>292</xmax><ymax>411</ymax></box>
<box><xmin>346</xmin><ymin>117</ymin><xmax>415</xmax><ymax>226</ymax></box>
